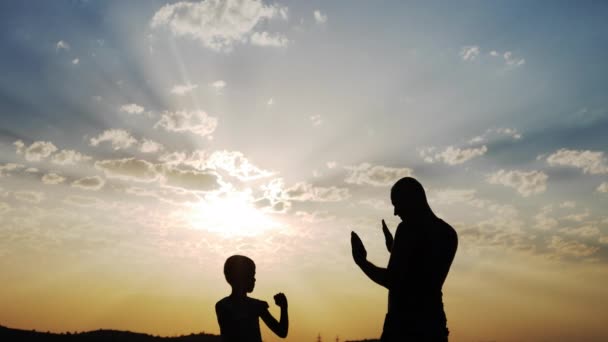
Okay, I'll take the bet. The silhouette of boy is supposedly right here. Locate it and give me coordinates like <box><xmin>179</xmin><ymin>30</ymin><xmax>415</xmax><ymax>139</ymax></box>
<box><xmin>351</xmin><ymin>177</ymin><xmax>458</xmax><ymax>341</ymax></box>
<box><xmin>216</xmin><ymin>255</ymin><xmax>288</xmax><ymax>342</ymax></box>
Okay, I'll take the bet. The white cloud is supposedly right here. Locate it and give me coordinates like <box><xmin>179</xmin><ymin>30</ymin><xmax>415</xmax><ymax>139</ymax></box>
<box><xmin>205</xmin><ymin>150</ymin><xmax>273</xmax><ymax>181</ymax></box>
<box><xmin>13</xmin><ymin>140</ymin><xmax>25</xmax><ymax>154</ymax></box>
<box><xmin>285</xmin><ymin>182</ymin><xmax>350</xmax><ymax>202</ymax></box>
<box><xmin>295</xmin><ymin>210</ymin><xmax>334</xmax><ymax>223</ymax></box>
<box><xmin>18</xmin><ymin>141</ymin><xmax>58</xmax><ymax>162</ymax></box>
<box><xmin>559</xmin><ymin>201</ymin><xmax>577</xmax><ymax>208</ymax></box>
<box><xmin>548</xmin><ymin>236</ymin><xmax>598</xmax><ymax>258</ymax></box>
<box><xmin>139</xmin><ymin>139</ymin><xmax>164</xmax><ymax>153</ymax></box>
<box><xmin>487</xmin><ymin>169</ymin><xmax>548</xmax><ymax>197</ymax></box>
<box><xmin>504</xmin><ymin>51</ymin><xmax>525</xmax><ymax>67</ymax></box>
<box><xmin>250</xmin><ymin>31</ymin><xmax>289</xmax><ymax>47</ymax></box>
<box><xmin>120</xmin><ymin>103</ymin><xmax>145</xmax><ymax>114</ymax></box>
<box><xmin>545</xmin><ymin>149</ymin><xmax>608</xmax><ymax>174</ymax></box>
<box><xmin>90</xmin><ymin>129</ymin><xmax>138</xmax><ymax>150</ymax></box>
<box><xmin>56</xmin><ymin>40</ymin><xmax>70</xmax><ymax>51</ymax></box>
<box><xmin>63</xmin><ymin>195</ymin><xmax>106</xmax><ymax>208</ymax></box>
<box><xmin>72</xmin><ymin>58</ymin><xmax>80</xmax><ymax>65</ymax></box>
<box><xmin>345</xmin><ymin>163</ymin><xmax>414</xmax><ymax>187</ymax></box>
<box><xmin>310</xmin><ymin>114</ymin><xmax>323</xmax><ymax>126</ymax></box>
<box><xmin>25</xmin><ymin>168</ymin><xmax>38</xmax><ymax>173</ymax></box>
<box><xmin>160</xmin><ymin>166</ymin><xmax>220</xmax><ymax>192</ymax></box>
<box><xmin>95</xmin><ymin>158</ymin><xmax>160</xmax><ymax>183</ymax></box>
<box><xmin>150</xmin><ymin>0</ymin><xmax>288</xmax><ymax>52</ymax></box>
<box><xmin>534</xmin><ymin>206</ymin><xmax>558</xmax><ymax>231</ymax></box>
<box><xmin>0</xmin><ymin>202</ymin><xmax>11</xmax><ymax>215</ymax></box>
<box><xmin>267</xmin><ymin>98</ymin><xmax>274</xmax><ymax>106</ymax></box>
<box><xmin>42</xmin><ymin>173</ymin><xmax>66</xmax><ymax>185</ymax></box>
<box><xmin>72</xmin><ymin>176</ymin><xmax>105</xmax><ymax>191</ymax></box>
<box><xmin>170</xmin><ymin>83</ymin><xmax>198</xmax><ymax>95</ymax></box>
<box><xmin>469</xmin><ymin>128</ymin><xmax>522</xmax><ymax>144</ymax></box>
<box><xmin>489</xmin><ymin>50</ymin><xmax>499</xmax><ymax>57</ymax></box>
<box><xmin>210</xmin><ymin>80</ymin><xmax>226</xmax><ymax>93</ymax></box>
<box><xmin>0</xmin><ymin>163</ymin><xmax>25</xmax><ymax>177</ymax></box>
<box><xmin>421</xmin><ymin>145</ymin><xmax>487</xmax><ymax>165</ymax></box>
<box><xmin>599</xmin><ymin>236</ymin><xmax>608</xmax><ymax>244</ymax></box>
<box><xmin>597</xmin><ymin>182</ymin><xmax>608</xmax><ymax>193</ymax></box>
<box><xmin>326</xmin><ymin>161</ymin><xmax>337</xmax><ymax>169</ymax></box>
<box><xmin>154</xmin><ymin>110</ymin><xmax>218</xmax><ymax>137</ymax></box>
<box><xmin>313</xmin><ymin>10</ymin><xmax>328</xmax><ymax>24</ymax></box>
<box><xmin>559</xmin><ymin>225</ymin><xmax>600</xmax><ymax>238</ymax></box>
<box><xmin>430</xmin><ymin>188</ymin><xmax>481</xmax><ymax>207</ymax></box>
<box><xmin>51</xmin><ymin>149</ymin><xmax>92</xmax><ymax>165</ymax></box>
<box><xmin>14</xmin><ymin>191</ymin><xmax>44</xmax><ymax>203</ymax></box>
<box><xmin>460</xmin><ymin>45</ymin><xmax>480</xmax><ymax>61</ymax></box>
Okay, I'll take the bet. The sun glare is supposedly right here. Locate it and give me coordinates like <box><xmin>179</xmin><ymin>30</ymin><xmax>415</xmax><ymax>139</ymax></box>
<box><xmin>185</xmin><ymin>191</ymin><xmax>278</xmax><ymax>237</ymax></box>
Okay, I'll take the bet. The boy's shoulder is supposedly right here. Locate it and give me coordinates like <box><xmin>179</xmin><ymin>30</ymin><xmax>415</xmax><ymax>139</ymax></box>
<box><xmin>216</xmin><ymin>296</ymin><xmax>269</xmax><ymax>312</ymax></box>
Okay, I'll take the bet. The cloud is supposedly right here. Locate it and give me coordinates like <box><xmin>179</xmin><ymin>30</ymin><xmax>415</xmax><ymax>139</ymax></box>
<box><xmin>326</xmin><ymin>161</ymin><xmax>337</xmax><ymax>169</ymax></box>
<box><xmin>0</xmin><ymin>202</ymin><xmax>11</xmax><ymax>215</ymax></box>
<box><xmin>250</xmin><ymin>31</ymin><xmax>289</xmax><ymax>47</ymax></box>
<box><xmin>559</xmin><ymin>201</ymin><xmax>577</xmax><ymax>208</ymax></box>
<box><xmin>559</xmin><ymin>225</ymin><xmax>600</xmax><ymax>238</ymax></box>
<box><xmin>548</xmin><ymin>236</ymin><xmax>598</xmax><ymax>258</ymax></box>
<box><xmin>154</xmin><ymin>110</ymin><xmax>218</xmax><ymax>137</ymax></box>
<box><xmin>139</xmin><ymin>139</ymin><xmax>164</xmax><ymax>153</ymax></box>
<box><xmin>205</xmin><ymin>150</ymin><xmax>273</xmax><ymax>181</ymax></box>
<box><xmin>468</xmin><ymin>128</ymin><xmax>522</xmax><ymax>144</ymax></box>
<box><xmin>120</xmin><ymin>103</ymin><xmax>145</xmax><ymax>114</ymax></box>
<box><xmin>42</xmin><ymin>173</ymin><xmax>66</xmax><ymax>185</ymax></box>
<box><xmin>267</xmin><ymin>98</ymin><xmax>274</xmax><ymax>106</ymax></box>
<box><xmin>150</xmin><ymin>0</ymin><xmax>288</xmax><ymax>52</ymax></box>
<box><xmin>16</xmin><ymin>141</ymin><xmax>58</xmax><ymax>162</ymax></box>
<box><xmin>95</xmin><ymin>158</ymin><xmax>160</xmax><ymax>183</ymax></box>
<box><xmin>14</xmin><ymin>191</ymin><xmax>44</xmax><ymax>203</ymax></box>
<box><xmin>310</xmin><ymin>114</ymin><xmax>322</xmax><ymax>126</ymax></box>
<box><xmin>63</xmin><ymin>195</ymin><xmax>106</xmax><ymax>208</ymax></box>
<box><xmin>460</xmin><ymin>45</ymin><xmax>480</xmax><ymax>61</ymax></box>
<box><xmin>170</xmin><ymin>83</ymin><xmax>198</xmax><ymax>95</ymax></box>
<box><xmin>296</xmin><ymin>210</ymin><xmax>334</xmax><ymax>223</ymax></box>
<box><xmin>597</xmin><ymin>182</ymin><xmax>608</xmax><ymax>193</ymax></box>
<box><xmin>56</xmin><ymin>40</ymin><xmax>70</xmax><ymax>51</ymax></box>
<box><xmin>545</xmin><ymin>149</ymin><xmax>608</xmax><ymax>174</ymax></box>
<box><xmin>420</xmin><ymin>145</ymin><xmax>487</xmax><ymax>165</ymax></box>
<box><xmin>345</xmin><ymin>163</ymin><xmax>414</xmax><ymax>186</ymax></box>
<box><xmin>430</xmin><ymin>188</ymin><xmax>481</xmax><ymax>207</ymax></box>
<box><xmin>503</xmin><ymin>51</ymin><xmax>525</xmax><ymax>67</ymax></box>
<box><xmin>125</xmin><ymin>186</ymin><xmax>199</xmax><ymax>205</ymax></box>
<box><xmin>72</xmin><ymin>176</ymin><xmax>105</xmax><ymax>191</ymax></box>
<box><xmin>90</xmin><ymin>129</ymin><xmax>138</xmax><ymax>150</ymax></box>
<box><xmin>487</xmin><ymin>169</ymin><xmax>548</xmax><ymax>196</ymax></box>
<box><xmin>72</xmin><ymin>58</ymin><xmax>79</xmax><ymax>65</ymax></box>
<box><xmin>313</xmin><ymin>10</ymin><xmax>328</xmax><ymax>24</ymax></box>
<box><xmin>489</xmin><ymin>50</ymin><xmax>499</xmax><ymax>57</ymax></box>
<box><xmin>210</xmin><ymin>80</ymin><xmax>226</xmax><ymax>93</ymax></box>
<box><xmin>0</xmin><ymin>163</ymin><xmax>25</xmax><ymax>177</ymax></box>
<box><xmin>160</xmin><ymin>166</ymin><xmax>221</xmax><ymax>192</ymax></box>
<box><xmin>534</xmin><ymin>205</ymin><xmax>558</xmax><ymax>231</ymax></box>
<box><xmin>285</xmin><ymin>182</ymin><xmax>350</xmax><ymax>202</ymax></box>
<box><xmin>51</xmin><ymin>149</ymin><xmax>92</xmax><ymax>165</ymax></box>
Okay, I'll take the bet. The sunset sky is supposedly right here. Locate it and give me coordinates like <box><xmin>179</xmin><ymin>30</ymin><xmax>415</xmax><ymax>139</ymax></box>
<box><xmin>1</xmin><ymin>1</ymin><xmax>608</xmax><ymax>341</ymax></box>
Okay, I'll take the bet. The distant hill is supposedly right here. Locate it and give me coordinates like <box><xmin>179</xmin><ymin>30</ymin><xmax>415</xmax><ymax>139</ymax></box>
<box><xmin>0</xmin><ymin>325</ymin><xmax>220</xmax><ymax>342</ymax></box>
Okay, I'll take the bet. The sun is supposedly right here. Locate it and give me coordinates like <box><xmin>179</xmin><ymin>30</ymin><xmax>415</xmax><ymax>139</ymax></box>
<box><xmin>184</xmin><ymin>191</ymin><xmax>278</xmax><ymax>237</ymax></box>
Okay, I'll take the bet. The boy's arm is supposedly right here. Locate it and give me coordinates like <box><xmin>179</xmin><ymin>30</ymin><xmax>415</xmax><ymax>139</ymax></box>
<box><xmin>260</xmin><ymin>294</ymin><xmax>288</xmax><ymax>338</ymax></box>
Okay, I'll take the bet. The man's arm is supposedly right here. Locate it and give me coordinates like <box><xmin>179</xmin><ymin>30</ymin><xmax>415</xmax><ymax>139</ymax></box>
<box><xmin>351</xmin><ymin>231</ymin><xmax>389</xmax><ymax>289</ymax></box>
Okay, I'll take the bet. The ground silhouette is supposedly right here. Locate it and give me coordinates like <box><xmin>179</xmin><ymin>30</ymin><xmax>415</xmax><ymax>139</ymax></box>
<box><xmin>0</xmin><ymin>325</ymin><xmax>220</xmax><ymax>342</ymax></box>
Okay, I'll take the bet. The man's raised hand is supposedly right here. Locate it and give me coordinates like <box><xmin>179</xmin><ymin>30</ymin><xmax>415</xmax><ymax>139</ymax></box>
<box><xmin>351</xmin><ymin>231</ymin><xmax>367</xmax><ymax>265</ymax></box>
<box><xmin>382</xmin><ymin>219</ymin><xmax>393</xmax><ymax>253</ymax></box>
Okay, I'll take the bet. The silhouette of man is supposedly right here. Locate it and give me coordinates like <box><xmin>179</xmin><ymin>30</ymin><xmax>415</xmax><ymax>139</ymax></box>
<box><xmin>351</xmin><ymin>177</ymin><xmax>457</xmax><ymax>341</ymax></box>
<box><xmin>216</xmin><ymin>255</ymin><xmax>288</xmax><ymax>342</ymax></box>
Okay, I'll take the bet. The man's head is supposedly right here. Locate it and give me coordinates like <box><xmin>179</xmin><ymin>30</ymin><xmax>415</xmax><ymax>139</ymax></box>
<box><xmin>224</xmin><ymin>255</ymin><xmax>256</xmax><ymax>293</ymax></box>
<box><xmin>390</xmin><ymin>177</ymin><xmax>432</xmax><ymax>221</ymax></box>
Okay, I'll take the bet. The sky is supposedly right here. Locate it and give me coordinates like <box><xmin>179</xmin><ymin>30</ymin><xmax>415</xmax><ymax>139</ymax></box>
<box><xmin>1</xmin><ymin>1</ymin><xmax>608</xmax><ymax>341</ymax></box>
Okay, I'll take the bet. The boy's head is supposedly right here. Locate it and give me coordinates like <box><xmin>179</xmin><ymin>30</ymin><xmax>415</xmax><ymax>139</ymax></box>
<box><xmin>224</xmin><ymin>255</ymin><xmax>256</xmax><ymax>293</ymax></box>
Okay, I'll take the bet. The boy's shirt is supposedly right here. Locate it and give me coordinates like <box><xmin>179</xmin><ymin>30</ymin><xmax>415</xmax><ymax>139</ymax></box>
<box><xmin>216</xmin><ymin>296</ymin><xmax>269</xmax><ymax>342</ymax></box>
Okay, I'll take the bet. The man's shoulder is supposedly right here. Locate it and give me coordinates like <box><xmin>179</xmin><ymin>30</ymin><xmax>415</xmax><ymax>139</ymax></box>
<box><xmin>246</xmin><ymin>297</ymin><xmax>269</xmax><ymax>310</ymax></box>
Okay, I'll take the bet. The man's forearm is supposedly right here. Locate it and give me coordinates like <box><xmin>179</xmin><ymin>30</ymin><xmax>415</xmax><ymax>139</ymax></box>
<box><xmin>278</xmin><ymin>306</ymin><xmax>288</xmax><ymax>338</ymax></box>
<box><xmin>356</xmin><ymin>259</ymin><xmax>388</xmax><ymax>288</ymax></box>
